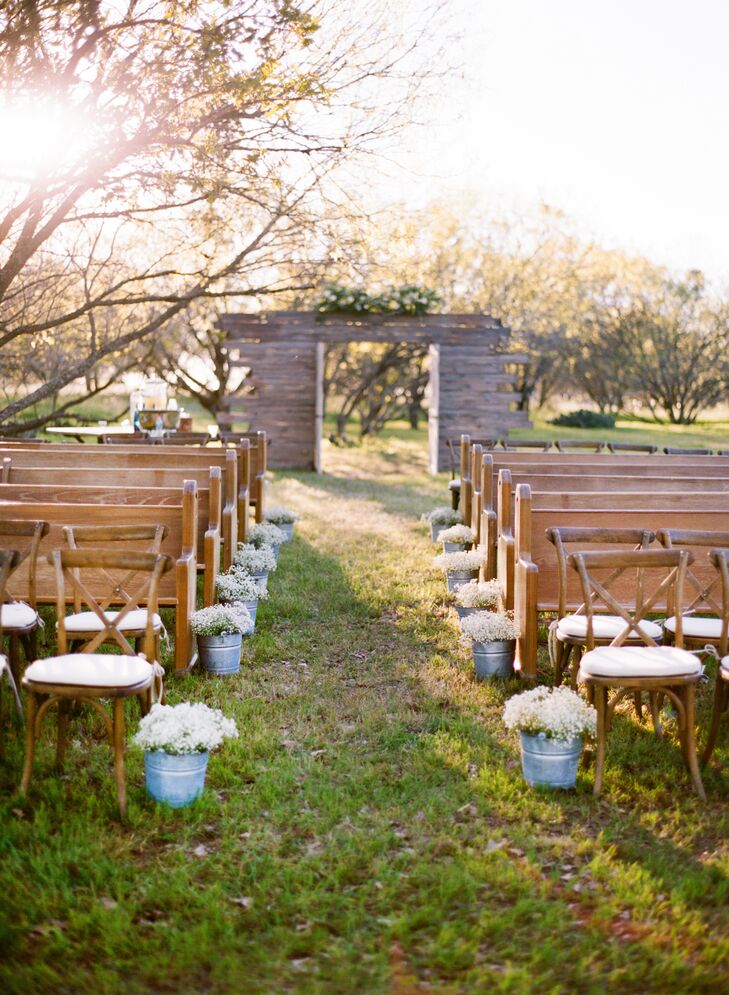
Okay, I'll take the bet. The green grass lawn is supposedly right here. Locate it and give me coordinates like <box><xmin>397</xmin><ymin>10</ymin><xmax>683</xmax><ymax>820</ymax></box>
<box><xmin>1</xmin><ymin>433</ymin><xmax>728</xmax><ymax>993</ymax></box>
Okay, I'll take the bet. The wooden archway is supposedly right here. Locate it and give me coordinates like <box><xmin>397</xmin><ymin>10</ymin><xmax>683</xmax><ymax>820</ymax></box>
<box><xmin>216</xmin><ymin>311</ymin><xmax>529</xmax><ymax>471</ymax></box>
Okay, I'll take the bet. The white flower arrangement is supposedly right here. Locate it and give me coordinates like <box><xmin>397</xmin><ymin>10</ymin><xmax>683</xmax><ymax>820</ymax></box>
<box><xmin>265</xmin><ymin>506</ymin><xmax>299</xmax><ymax>525</ymax></box>
<box><xmin>439</xmin><ymin>524</ymin><xmax>475</xmax><ymax>545</ymax></box>
<box><xmin>190</xmin><ymin>603</ymin><xmax>252</xmax><ymax>636</ymax></box>
<box><xmin>133</xmin><ymin>702</ymin><xmax>238</xmax><ymax>755</ymax></box>
<box><xmin>503</xmin><ymin>686</ymin><xmax>597</xmax><ymax>743</ymax></box>
<box><xmin>422</xmin><ymin>506</ymin><xmax>463</xmax><ymax>526</ymax></box>
<box><xmin>248</xmin><ymin>522</ymin><xmax>287</xmax><ymax>549</ymax></box>
<box><xmin>460</xmin><ymin>610</ymin><xmax>519</xmax><ymax>645</ymax></box>
<box><xmin>455</xmin><ymin>579</ymin><xmax>502</xmax><ymax>609</ymax></box>
<box><xmin>234</xmin><ymin>542</ymin><xmax>276</xmax><ymax>574</ymax></box>
<box><xmin>432</xmin><ymin>549</ymin><xmax>483</xmax><ymax>573</ymax></box>
<box><xmin>215</xmin><ymin>572</ymin><xmax>268</xmax><ymax>604</ymax></box>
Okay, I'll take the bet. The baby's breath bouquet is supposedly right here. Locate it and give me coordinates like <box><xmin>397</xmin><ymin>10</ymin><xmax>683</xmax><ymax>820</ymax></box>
<box><xmin>439</xmin><ymin>524</ymin><xmax>475</xmax><ymax>546</ymax></box>
<box><xmin>460</xmin><ymin>610</ymin><xmax>519</xmax><ymax>645</ymax></box>
<box><xmin>234</xmin><ymin>542</ymin><xmax>276</xmax><ymax>574</ymax></box>
<box><xmin>455</xmin><ymin>579</ymin><xmax>502</xmax><ymax>610</ymax></box>
<box><xmin>432</xmin><ymin>549</ymin><xmax>483</xmax><ymax>574</ymax></box>
<box><xmin>133</xmin><ymin>702</ymin><xmax>238</xmax><ymax>755</ymax></box>
<box><xmin>422</xmin><ymin>506</ymin><xmax>463</xmax><ymax>527</ymax></box>
<box><xmin>265</xmin><ymin>506</ymin><xmax>299</xmax><ymax>525</ymax></box>
<box><xmin>248</xmin><ymin>522</ymin><xmax>286</xmax><ymax>549</ymax></box>
<box><xmin>503</xmin><ymin>686</ymin><xmax>596</xmax><ymax>743</ymax></box>
<box><xmin>215</xmin><ymin>572</ymin><xmax>268</xmax><ymax>604</ymax></box>
<box><xmin>190</xmin><ymin>603</ymin><xmax>252</xmax><ymax>637</ymax></box>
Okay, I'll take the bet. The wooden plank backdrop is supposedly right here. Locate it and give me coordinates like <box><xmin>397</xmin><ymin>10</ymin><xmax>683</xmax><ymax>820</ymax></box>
<box><xmin>217</xmin><ymin>312</ymin><xmax>529</xmax><ymax>470</ymax></box>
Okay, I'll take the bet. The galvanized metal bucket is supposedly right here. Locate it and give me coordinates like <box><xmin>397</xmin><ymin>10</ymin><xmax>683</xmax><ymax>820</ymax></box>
<box><xmin>455</xmin><ymin>605</ymin><xmax>482</xmax><ymax>622</ymax></box>
<box><xmin>243</xmin><ymin>599</ymin><xmax>258</xmax><ymax>626</ymax></box>
<box><xmin>144</xmin><ymin>749</ymin><xmax>209</xmax><ymax>807</ymax></box>
<box><xmin>519</xmin><ymin>732</ymin><xmax>583</xmax><ymax>789</ymax></box>
<box><xmin>197</xmin><ymin>632</ymin><xmax>242</xmax><ymax>675</ymax></box>
<box><xmin>430</xmin><ymin>522</ymin><xmax>446</xmax><ymax>543</ymax></box>
<box><xmin>472</xmin><ymin>639</ymin><xmax>515</xmax><ymax>679</ymax></box>
<box><xmin>277</xmin><ymin>523</ymin><xmax>294</xmax><ymax>542</ymax></box>
<box><xmin>443</xmin><ymin>541</ymin><xmax>474</xmax><ymax>553</ymax></box>
<box><xmin>446</xmin><ymin>569</ymin><xmax>479</xmax><ymax>593</ymax></box>
<box><xmin>252</xmin><ymin>570</ymin><xmax>269</xmax><ymax>595</ymax></box>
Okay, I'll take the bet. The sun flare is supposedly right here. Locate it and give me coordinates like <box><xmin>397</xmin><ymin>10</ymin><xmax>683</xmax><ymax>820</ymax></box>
<box><xmin>0</xmin><ymin>100</ymin><xmax>87</xmax><ymax>179</ymax></box>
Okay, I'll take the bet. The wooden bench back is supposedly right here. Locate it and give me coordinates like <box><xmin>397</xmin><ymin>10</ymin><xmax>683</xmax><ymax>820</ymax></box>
<box><xmin>0</xmin><ymin>471</ymin><xmax>222</xmax><ymax>606</ymax></box>
<box><xmin>1</xmin><ymin>446</ymin><xmax>242</xmax><ymax>552</ymax></box>
<box><xmin>0</xmin><ymin>482</ymin><xmax>199</xmax><ymax>673</ymax></box>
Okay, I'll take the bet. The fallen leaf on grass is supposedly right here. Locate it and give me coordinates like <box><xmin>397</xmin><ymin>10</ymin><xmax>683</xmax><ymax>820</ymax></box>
<box><xmin>192</xmin><ymin>844</ymin><xmax>209</xmax><ymax>858</ymax></box>
<box><xmin>485</xmin><ymin>838</ymin><xmax>508</xmax><ymax>854</ymax></box>
<box><xmin>11</xmin><ymin>808</ymin><xmax>25</xmax><ymax>819</ymax></box>
<box><xmin>99</xmin><ymin>897</ymin><xmax>118</xmax><ymax>910</ymax></box>
<box><xmin>28</xmin><ymin>920</ymin><xmax>67</xmax><ymax>938</ymax></box>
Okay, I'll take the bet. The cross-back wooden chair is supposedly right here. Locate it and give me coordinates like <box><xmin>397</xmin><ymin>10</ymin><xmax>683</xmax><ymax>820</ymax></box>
<box><xmin>0</xmin><ymin>519</ymin><xmax>50</xmax><ymax>684</ymax></box>
<box><xmin>547</xmin><ymin>527</ymin><xmax>657</xmax><ymax>687</ymax></box>
<box><xmin>656</xmin><ymin>529</ymin><xmax>729</xmax><ymax>650</ymax></box>
<box><xmin>20</xmin><ymin>548</ymin><xmax>173</xmax><ymax>819</ymax></box>
<box><xmin>700</xmin><ymin>549</ymin><xmax>729</xmax><ymax>765</ymax></box>
<box><xmin>663</xmin><ymin>447</ymin><xmax>714</xmax><ymax>455</ymax></box>
<box><xmin>569</xmin><ymin>547</ymin><xmax>705</xmax><ymax>799</ymax></box>
<box><xmin>0</xmin><ymin>549</ymin><xmax>23</xmax><ymax>755</ymax></box>
<box><xmin>555</xmin><ymin>440</ymin><xmax>606</xmax><ymax>453</ymax></box>
<box><xmin>607</xmin><ymin>442</ymin><xmax>658</xmax><ymax>454</ymax></box>
<box><xmin>62</xmin><ymin>525</ymin><xmax>168</xmax><ymax>659</ymax></box>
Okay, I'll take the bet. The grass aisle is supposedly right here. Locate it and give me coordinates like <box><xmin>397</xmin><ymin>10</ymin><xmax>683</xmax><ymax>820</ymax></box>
<box><xmin>1</xmin><ymin>439</ymin><xmax>728</xmax><ymax>993</ymax></box>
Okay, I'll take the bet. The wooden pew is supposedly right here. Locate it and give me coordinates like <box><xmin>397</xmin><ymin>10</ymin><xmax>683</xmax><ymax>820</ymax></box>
<box><xmin>510</xmin><ymin>483</ymin><xmax>729</xmax><ymax>677</ymax></box>
<box><xmin>0</xmin><ymin>473</ymin><xmax>221</xmax><ymax>607</ymax></box>
<box><xmin>1</xmin><ymin>445</ymin><xmax>244</xmax><ymax>552</ymax></box>
<box><xmin>0</xmin><ymin>482</ymin><xmax>199</xmax><ymax>674</ymax></box>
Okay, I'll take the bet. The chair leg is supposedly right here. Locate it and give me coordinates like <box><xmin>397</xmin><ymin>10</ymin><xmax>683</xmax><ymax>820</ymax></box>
<box><xmin>19</xmin><ymin>690</ymin><xmax>39</xmax><ymax>795</ymax></box>
<box><xmin>681</xmin><ymin>685</ymin><xmax>706</xmax><ymax>801</ymax></box>
<box><xmin>112</xmin><ymin>699</ymin><xmax>127</xmax><ymax>820</ymax></box>
<box><xmin>701</xmin><ymin>675</ymin><xmax>728</xmax><ymax>767</ymax></box>
<box><xmin>648</xmin><ymin>692</ymin><xmax>663</xmax><ymax>738</ymax></box>
<box><xmin>593</xmin><ymin>685</ymin><xmax>608</xmax><ymax>796</ymax></box>
<box><xmin>56</xmin><ymin>700</ymin><xmax>70</xmax><ymax>768</ymax></box>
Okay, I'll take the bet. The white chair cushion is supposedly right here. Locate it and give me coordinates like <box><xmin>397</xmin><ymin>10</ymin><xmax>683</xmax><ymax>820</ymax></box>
<box><xmin>721</xmin><ymin>656</ymin><xmax>729</xmax><ymax>679</ymax></box>
<box><xmin>25</xmin><ymin>654</ymin><xmax>153</xmax><ymax>688</ymax></box>
<box><xmin>579</xmin><ymin>645</ymin><xmax>702</xmax><ymax>679</ymax></box>
<box><xmin>62</xmin><ymin>609</ymin><xmax>161</xmax><ymax>632</ymax></box>
<box><xmin>557</xmin><ymin>614</ymin><xmax>663</xmax><ymax>641</ymax></box>
<box><xmin>448</xmin><ymin>480</ymin><xmax>461</xmax><ymax>491</ymax></box>
<box><xmin>0</xmin><ymin>602</ymin><xmax>38</xmax><ymax>629</ymax></box>
<box><xmin>664</xmin><ymin>615</ymin><xmax>722</xmax><ymax>639</ymax></box>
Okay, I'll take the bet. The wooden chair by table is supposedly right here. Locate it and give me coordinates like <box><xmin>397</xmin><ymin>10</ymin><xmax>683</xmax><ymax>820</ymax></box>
<box><xmin>20</xmin><ymin>548</ymin><xmax>173</xmax><ymax>819</ymax></box>
<box><xmin>607</xmin><ymin>443</ymin><xmax>658</xmax><ymax>454</ymax></box>
<box><xmin>62</xmin><ymin>525</ymin><xmax>168</xmax><ymax>661</ymax></box>
<box><xmin>0</xmin><ymin>520</ymin><xmax>50</xmax><ymax>685</ymax></box>
<box><xmin>663</xmin><ymin>447</ymin><xmax>714</xmax><ymax>455</ymax></box>
<box><xmin>700</xmin><ymin>549</ymin><xmax>729</xmax><ymax>765</ymax></box>
<box><xmin>555</xmin><ymin>440</ymin><xmax>606</xmax><ymax>453</ymax></box>
<box><xmin>547</xmin><ymin>527</ymin><xmax>657</xmax><ymax>688</ymax></box>
<box><xmin>569</xmin><ymin>547</ymin><xmax>706</xmax><ymax>799</ymax></box>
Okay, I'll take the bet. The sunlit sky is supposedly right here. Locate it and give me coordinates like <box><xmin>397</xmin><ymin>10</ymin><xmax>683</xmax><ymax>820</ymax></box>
<box><xmin>388</xmin><ymin>0</ymin><xmax>729</xmax><ymax>282</ymax></box>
